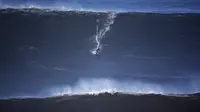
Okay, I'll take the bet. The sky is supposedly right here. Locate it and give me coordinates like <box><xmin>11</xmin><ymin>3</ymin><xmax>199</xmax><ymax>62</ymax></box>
<box><xmin>0</xmin><ymin>0</ymin><xmax>200</xmax><ymax>98</ymax></box>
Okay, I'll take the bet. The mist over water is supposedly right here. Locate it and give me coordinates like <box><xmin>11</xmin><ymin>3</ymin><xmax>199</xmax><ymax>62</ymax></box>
<box><xmin>1</xmin><ymin>77</ymin><xmax>200</xmax><ymax>99</ymax></box>
<box><xmin>48</xmin><ymin>77</ymin><xmax>200</xmax><ymax>97</ymax></box>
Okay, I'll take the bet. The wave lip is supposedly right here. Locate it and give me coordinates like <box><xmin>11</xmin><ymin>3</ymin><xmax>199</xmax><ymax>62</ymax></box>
<box><xmin>1</xmin><ymin>3</ymin><xmax>200</xmax><ymax>14</ymax></box>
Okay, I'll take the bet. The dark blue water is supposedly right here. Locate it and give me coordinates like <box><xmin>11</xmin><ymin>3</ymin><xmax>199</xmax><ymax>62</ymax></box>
<box><xmin>0</xmin><ymin>8</ymin><xmax>200</xmax><ymax>98</ymax></box>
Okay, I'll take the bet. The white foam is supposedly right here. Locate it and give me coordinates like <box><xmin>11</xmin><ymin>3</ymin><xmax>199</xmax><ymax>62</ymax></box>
<box><xmin>1</xmin><ymin>3</ymin><xmax>200</xmax><ymax>13</ymax></box>
<box><xmin>49</xmin><ymin>78</ymin><xmax>171</xmax><ymax>96</ymax></box>
<box><xmin>47</xmin><ymin>78</ymin><xmax>200</xmax><ymax>97</ymax></box>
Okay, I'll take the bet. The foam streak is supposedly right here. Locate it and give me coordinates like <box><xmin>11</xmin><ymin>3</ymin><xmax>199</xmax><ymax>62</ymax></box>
<box><xmin>90</xmin><ymin>13</ymin><xmax>116</xmax><ymax>55</ymax></box>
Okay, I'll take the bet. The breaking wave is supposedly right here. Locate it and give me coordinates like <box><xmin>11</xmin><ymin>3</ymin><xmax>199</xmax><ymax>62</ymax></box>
<box><xmin>1</xmin><ymin>3</ymin><xmax>200</xmax><ymax>99</ymax></box>
<box><xmin>1</xmin><ymin>1</ymin><xmax>200</xmax><ymax>14</ymax></box>
<box><xmin>48</xmin><ymin>78</ymin><xmax>200</xmax><ymax>97</ymax></box>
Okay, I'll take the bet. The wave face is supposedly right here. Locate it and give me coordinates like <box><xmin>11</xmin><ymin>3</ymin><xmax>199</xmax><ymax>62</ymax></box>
<box><xmin>1</xmin><ymin>0</ymin><xmax>200</xmax><ymax>13</ymax></box>
<box><xmin>0</xmin><ymin>9</ymin><xmax>200</xmax><ymax>98</ymax></box>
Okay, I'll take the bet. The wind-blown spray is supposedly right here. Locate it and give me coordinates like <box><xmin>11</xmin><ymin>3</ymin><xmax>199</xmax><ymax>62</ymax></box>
<box><xmin>90</xmin><ymin>13</ymin><xmax>117</xmax><ymax>55</ymax></box>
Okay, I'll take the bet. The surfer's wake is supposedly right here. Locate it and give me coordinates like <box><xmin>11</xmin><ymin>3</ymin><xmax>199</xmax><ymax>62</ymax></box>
<box><xmin>90</xmin><ymin>13</ymin><xmax>116</xmax><ymax>56</ymax></box>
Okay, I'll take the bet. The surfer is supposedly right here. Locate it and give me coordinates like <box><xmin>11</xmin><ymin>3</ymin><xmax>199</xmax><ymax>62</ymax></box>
<box><xmin>94</xmin><ymin>47</ymin><xmax>101</xmax><ymax>56</ymax></box>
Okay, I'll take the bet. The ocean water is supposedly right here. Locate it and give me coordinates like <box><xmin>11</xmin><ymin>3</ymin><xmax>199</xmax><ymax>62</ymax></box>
<box><xmin>0</xmin><ymin>8</ymin><xmax>200</xmax><ymax>98</ymax></box>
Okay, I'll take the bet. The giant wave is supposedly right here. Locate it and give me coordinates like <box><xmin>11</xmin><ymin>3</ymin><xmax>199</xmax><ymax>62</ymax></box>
<box><xmin>1</xmin><ymin>6</ymin><xmax>200</xmax><ymax>98</ymax></box>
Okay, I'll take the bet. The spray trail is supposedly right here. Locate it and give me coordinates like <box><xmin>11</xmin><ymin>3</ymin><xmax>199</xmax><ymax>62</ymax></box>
<box><xmin>90</xmin><ymin>13</ymin><xmax>117</xmax><ymax>55</ymax></box>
